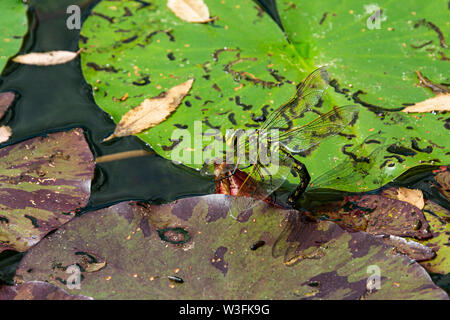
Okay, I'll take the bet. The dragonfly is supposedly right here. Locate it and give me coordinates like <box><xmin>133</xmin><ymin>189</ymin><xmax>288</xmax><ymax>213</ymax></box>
<box><xmin>203</xmin><ymin>67</ymin><xmax>359</xmax><ymax>213</ymax></box>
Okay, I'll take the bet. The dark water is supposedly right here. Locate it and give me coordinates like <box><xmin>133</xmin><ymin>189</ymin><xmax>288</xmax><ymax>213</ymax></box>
<box><xmin>0</xmin><ymin>0</ymin><xmax>448</xmax><ymax>291</ymax></box>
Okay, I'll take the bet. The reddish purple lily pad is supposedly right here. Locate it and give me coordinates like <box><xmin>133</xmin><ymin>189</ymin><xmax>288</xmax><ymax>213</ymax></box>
<box><xmin>434</xmin><ymin>167</ymin><xmax>450</xmax><ymax>202</ymax></box>
<box><xmin>0</xmin><ymin>92</ymin><xmax>15</xmax><ymax>120</ymax></box>
<box><xmin>0</xmin><ymin>281</ymin><xmax>92</xmax><ymax>300</ymax></box>
<box><xmin>15</xmin><ymin>195</ymin><xmax>448</xmax><ymax>300</ymax></box>
<box><xmin>0</xmin><ymin>128</ymin><xmax>95</xmax><ymax>252</ymax></box>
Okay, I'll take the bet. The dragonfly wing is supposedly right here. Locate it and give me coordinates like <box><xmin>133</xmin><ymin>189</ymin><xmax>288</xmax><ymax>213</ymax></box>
<box><xmin>229</xmin><ymin>154</ymin><xmax>296</xmax><ymax>213</ymax></box>
<box><xmin>273</xmin><ymin>211</ymin><xmax>328</xmax><ymax>266</ymax></box>
<box><xmin>226</xmin><ymin>163</ymin><xmax>264</xmax><ymax>216</ymax></box>
<box><xmin>261</xmin><ymin>67</ymin><xmax>329</xmax><ymax>131</ymax></box>
<box><xmin>277</xmin><ymin>105</ymin><xmax>358</xmax><ymax>153</ymax></box>
<box><xmin>310</xmin><ymin>135</ymin><xmax>389</xmax><ymax>190</ymax></box>
<box><xmin>204</xmin><ymin>129</ymin><xmax>253</xmax><ymax>180</ymax></box>
<box><xmin>272</xmin><ymin>213</ymin><xmax>297</xmax><ymax>259</ymax></box>
<box><xmin>272</xmin><ymin>211</ymin><xmax>310</xmax><ymax>265</ymax></box>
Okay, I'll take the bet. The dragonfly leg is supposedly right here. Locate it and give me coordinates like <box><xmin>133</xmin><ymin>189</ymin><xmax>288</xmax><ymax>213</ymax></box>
<box><xmin>280</xmin><ymin>149</ymin><xmax>311</xmax><ymax>205</ymax></box>
<box><xmin>288</xmin><ymin>161</ymin><xmax>310</xmax><ymax>205</ymax></box>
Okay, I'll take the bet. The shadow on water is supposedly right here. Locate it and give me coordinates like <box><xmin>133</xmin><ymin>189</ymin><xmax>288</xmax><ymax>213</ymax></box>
<box><xmin>0</xmin><ymin>0</ymin><xmax>214</xmax><ymax>210</ymax></box>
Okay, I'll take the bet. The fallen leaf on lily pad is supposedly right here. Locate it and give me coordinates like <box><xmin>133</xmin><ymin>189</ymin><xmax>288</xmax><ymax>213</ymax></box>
<box><xmin>85</xmin><ymin>262</ymin><xmax>107</xmax><ymax>273</ymax></box>
<box><xmin>402</xmin><ymin>94</ymin><xmax>450</xmax><ymax>113</ymax></box>
<box><xmin>104</xmin><ymin>78</ymin><xmax>194</xmax><ymax>141</ymax></box>
<box><xmin>396</xmin><ymin>188</ymin><xmax>425</xmax><ymax>210</ymax></box>
<box><xmin>0</xmin><ymin>128</ymin><xmax>95</xmax><ymax>252</ymax></box>
<box><xmin>381</xmin><ymin>187</ymin><xmax>425</xmax><ymax>210</ymax></box>
<box><xmin>0</xmin><ymin>126</ymin><xmax>11</xmax><ymax>143</ymax></box>
<box><xmin>12</xmin><ymin>50</ymin><xmax>81</xmax><ymax>66</ymax></box>
<box><xmin>167</xmin><ymin>0</ymin><xmax>213</xmax><ymax>23</ymax></box>
<box><xmin>0</xmin><ymin>281</ymin><xmax>92</xmax><ymax>300</ymax></box>
<box><xmin>305</xmin><ymin>193</ymin><xmax>432</xmax><ymax>240</ymax></box>
<box><xmin>76</xmin><ymin>251</ymin><xmax>107</xmax><ymax>273</ymax></box>
<box><xmin>15</xmin><ymin>195</ymin><xmax>448</xmax><ymax>299</ymax></box>
<box><xmin>0</xmin><ymin>92</ymin><xmax>15</xmax><ymax>120</ymax></box>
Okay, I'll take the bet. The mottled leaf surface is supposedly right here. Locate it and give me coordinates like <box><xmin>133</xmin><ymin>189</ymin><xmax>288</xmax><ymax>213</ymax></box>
<box><xmin>303</xmin><ymin>187</ymin><xmax>450</xmax><ymax>274</ymax></box>
<box><xmin>278</xmin><ymin>0</ymin><xmax>449</xmax><ymax>186</ymax></box>
<box><xmin>0</xmin><ymin>281</ymin><xmax>92</xmax><ymax>300</ymax></box>
<box><xmin>80</xmin><ymin>0</ymin><xmax>449</xmax><ymax>192</ymax></box>
<box><xmin>0</xmin><ymin>0</ymin><xmax>27</xmax><ymax>72</ymax></box>
<box><xmin>419</xmin><ymin>201</ymin><xmax>450</xmax><ymax>274</ymax></box>
<box><xmin>0</xmin><ymin>129</ymin><xmax>95</xmax><ymax>252</ymax></box>
<box><xmin>279</xmin><ymin>0</ymin><xmax>449</xmax><ymax>110</ymax></box>
<box><xmin>15</xmin><ymin>195</ymin><xmax>448</xmax><ymax>299</ymax></box>
<box><xmin>80</xmin><ymin>0</ymin><xmax>305</xmax><ymax>175</ymax></box>
<box><xmin>305</xmin><ymin>192</ymin><xmax>432</xmax><ymax>239</ymax></box>
<box><xmin>434</xmin><ymin>167</ymin><xmax>450</xmax><ymax>201</ymax></box>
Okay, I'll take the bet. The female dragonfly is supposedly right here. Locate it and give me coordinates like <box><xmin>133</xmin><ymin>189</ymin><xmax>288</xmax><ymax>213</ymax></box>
<box><xmin>204</xmin><ymin>67</ymin><xmax>359</xmax><ymax>212</ymax></box>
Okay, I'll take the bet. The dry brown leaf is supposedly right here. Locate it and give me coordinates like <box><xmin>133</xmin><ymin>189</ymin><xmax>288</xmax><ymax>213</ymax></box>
<box><xmin>13</xmin><ymin>49</ymin><xmax>82</xmax><ymax>66</ymax></box>
<box><xmin>0</xmin><ymin>126</ymin><xmax>11</xmax><ymax>143</ymax></box>
<box><xmin>104</xmin><ymin>78</ymin><xmax>194</xmax><ymax>141</ymax></box>
<box><xmin>167</xmin><ymin>0</ymin><xmax>213</xmax><ymax>23</ymax></box>
<box><xmin>396</xmin><ymin>187</ymin><xmax>425</xmax><ymax>210</ymax></box>
<box><xmin>85</xmin><ymin>261</ymin><xmax>107</xmax><ymax>273</ymax></box>
<box><xmin>402</xmin><ymin>94</ymin><xmax>450</xmax><ymax>113</ymax></box>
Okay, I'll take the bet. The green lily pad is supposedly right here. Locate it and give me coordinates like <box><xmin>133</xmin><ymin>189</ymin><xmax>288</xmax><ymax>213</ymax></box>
<box><xmin>15</xmin><ymin>195</ymin><xmax>448</xmax><ymax>299</ymax></box>
<box><xmin>80</xmin><ymin>0</ymin><xmax>449</xmax><ymax>193</ymax></box>
<box><xmin>0</xmin><ymin>128</ymin><xmax>95</xmax><ymax>252</ymax></box>
<box><xmin>80</xmin><ymin>0</ymin><xmax>305</xmax><ymax>170</ymax></box>
<box><xmin>278</xmin><ymin>0</ymin><xmax>449</xmax><ymax>186</ymax></box>
<box><xmin>0</xmin><ymin>0</ymin><xmax>27</xmax><ymax>72</ymax></box>
<box><xmin>0</xmin><ymin>281</ymin><xmax>92</xmax><ymax>300</ymax></box>
<box><xmin>279</xmin><ymin>0</ymin><xmax>449</xmax><ymax>109</ymax></box>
